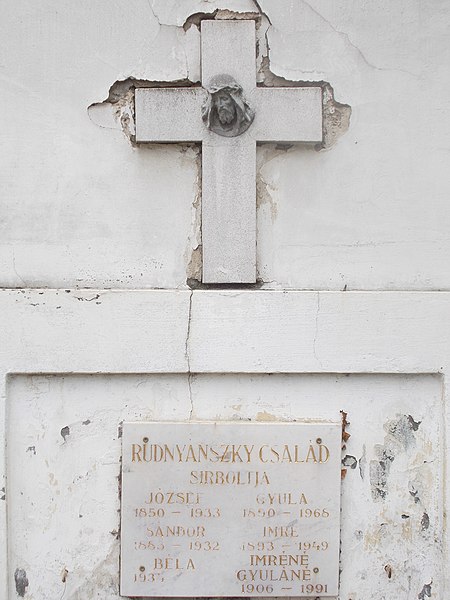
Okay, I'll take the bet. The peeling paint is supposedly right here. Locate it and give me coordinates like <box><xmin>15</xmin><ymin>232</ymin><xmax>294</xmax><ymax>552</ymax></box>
<box><xmin>342</xmin><ymin>454</ymin><xmax>357</xmax><ymax>469</ymax></box>
<box><xmin>418</xmin><ymin>581</ymin><xmax>432</xmax><ymax>599</ymax></box>
<box><xmin>409</xmin><ymin>482</ymin><xmax>421</xmax><ymax>505</ymax></box>
<box><xmin>88</xmin><ymin>77</ymin><xmax>195</xmax><ymax>140</ymax></box>
<box><xmin>320</xmin><ymin>83</ymin><xmax>352</xmax><ymax>150</ymax></box>
<box><xmin>60</xmin><ymin>426</ymin><xmax>70</xmax><ymax>442</ymax></box>
<box><xmin>75</xmin><ymin>294</ymin><xmax>100</xmax><ymax>302</ymax></box>
<box><xmin>88</xmin><ymin>10</ymin><xmax>350</xmax><ymax>154</ymax></box>
<box><xmin>185</xmin><ymin>146</ymin><xmax>202</xmax><ymax>286</ymax></box>
<box><xmin>256</xmin><ymin>145</ymin><xmax>286</xmax><ymax>222</ymax></box>
<box><xmin>370</xmin><ymin>414</ymin><xmax>421</xmax><ymax>501</ymax></box>
<box><xmin>257</xmin><ymin>59</ymin><xmax>351</xmax><ymax>150</ymax></box>
<box><xmin>14</xmin><ymin>569</ymin><xmax>28</xmax><ymax>597</ymax></box>
<box><xmin>60</xmin><ymin>546</ymin><xmax>118</xmax><ymax>598</ymax></box>
<box><xmin>421</xmin><ymin>512</ymin><xmax>430</xmax><ymax>531</ymax></box>
<box><xmin>183</xmin><ymin>9</ymin><xmax>261</xmax><ymax>31</ymax></box>
<box><xmin>87</xmin><ymin>11</ymin><xmax>350</xmax><ymax>290</ymax></box>
<box><xmin>255</xmin><ymin>410</ymin><xmax>276</xmax><ymax>421</ymax></box>
<box><xmin>341</xmin><ymin>410</ymin><xmax>351</xmax><ymax>444</ymax></box>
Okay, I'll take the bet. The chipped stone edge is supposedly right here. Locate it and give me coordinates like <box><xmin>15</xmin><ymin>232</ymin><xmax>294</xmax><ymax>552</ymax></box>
<box><xmin>86</xmin><ymin>8</ymin><xmax>351</xmax><ymax>287</ymax></box>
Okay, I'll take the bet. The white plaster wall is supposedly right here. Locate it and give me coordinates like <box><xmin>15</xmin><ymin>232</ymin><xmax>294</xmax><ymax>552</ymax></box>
<box><xmin>2</xmin><ymin>0</ymin><xmax>450</xmax><ymax>598</ymax></box>
<box><xmin>1</xmin><ymin>0</ymin><xmax>449</xmax><ymax>289</ymax></box>
<box><xmin>1</xmin><ymin>289</ymin><xmax>449</xmax><ymax>599</ymax></box>
<box><xmin>7</xmin><ymin>373</ymin><xmax>443</xmax><ymax>599</ymax></box>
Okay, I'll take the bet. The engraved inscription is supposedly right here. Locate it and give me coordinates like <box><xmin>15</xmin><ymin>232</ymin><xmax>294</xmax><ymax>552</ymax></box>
<box><xmin>120</xmin><ymin>422</ymin><xmax>341</xmax><ymax>598</ymax></box>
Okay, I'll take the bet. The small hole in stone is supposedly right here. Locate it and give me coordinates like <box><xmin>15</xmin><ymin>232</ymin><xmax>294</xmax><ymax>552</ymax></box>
<box><xmin>143</xmin><ymin>437</ymin><xmax>149</xmax><ymax>443</ymax></box>
<box><xmin>316</xmin><ymin>438</ymin><xmax>322</xmax><ymax>444</ymax></box>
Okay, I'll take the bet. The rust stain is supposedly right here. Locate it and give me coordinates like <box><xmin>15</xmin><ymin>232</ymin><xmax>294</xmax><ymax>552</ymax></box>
<box><xmin>341</xmin><ymin>410</ymin><xmax>350</xmax><ymax>443</ymax></box>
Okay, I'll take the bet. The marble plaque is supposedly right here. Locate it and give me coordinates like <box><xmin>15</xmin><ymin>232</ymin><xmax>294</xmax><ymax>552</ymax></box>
<box><xmin>120</xmin><ymin>422</ymin><xmax>341</xmax><ymax>597</ymax></box>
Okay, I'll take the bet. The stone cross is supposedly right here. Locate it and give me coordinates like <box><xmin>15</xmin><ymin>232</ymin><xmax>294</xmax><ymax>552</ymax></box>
<box><xmin>135</xmin><ymin>20</ymin><xmax>322</xmax><ymax>284</ymax></box>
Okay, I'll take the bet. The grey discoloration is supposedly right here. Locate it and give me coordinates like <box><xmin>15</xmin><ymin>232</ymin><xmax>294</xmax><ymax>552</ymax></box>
<box><xmin>409</xmin><ymin>482</ymin><xmax>421</xmax><ymax>504</ymax></box>
<box><xmin>358</xmin><ymin>445</ymin><xmax>366</xmax><ymax>479</ymax></box>
<box><xmin>82</xmin><ymin>419</ymin><xmax>91</xmax><ymax>425</ymax></box>
<box><xmin>65</xmin><ymin>546</ymin><xmax>118</xmax><ymax>599</ymax></box>
<box><xmin>421</xmin><ymin>512</ymin><xmax>430</xmax><ymax>531</ymax></box>
<box><xmin>14</xmin><ymin>568</ymin><xmax>29</xmax><ymax>597</ymax></box>
<box><xmin>386</xmin><ymin>414</ymin><xmax>420</xmax><ymax>449</ymax></box>
<box><xmin>418</xmin><ymin>582</ymin><xmax>432</xmax><ymax>599</ymax></box>
<box><xmin>408</xmin><ymin>414</ymin><xmax>422</xmax><ymax>431</ymax></box>
<box><xmin>60</xmin><ymin>425</ymin><xmax>70</xmax><ymax>441</ymax></box>
<box><xmin>370</xmin><ymin>455</ymin><xmax>391</xmax><ymax>500</ymax></box>
<box><xmin>370</xmin><ymin>414</ymin><xmax>421</xmax><ymax>501</ymax></box>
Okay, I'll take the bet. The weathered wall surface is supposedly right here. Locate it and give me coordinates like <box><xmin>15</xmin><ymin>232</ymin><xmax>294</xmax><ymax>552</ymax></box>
<box><xmin>7</xmin><ymin>373</ymin><xmax>443</xmax><ymax>599</ymax></box>
<box><xmin>1</xmin><ymin>0</ymin><xmax>449</xmax><ymax>289</ymax></box>
<box><xmin>2</xmin><ymin>2</ymin><xmax>449</xmax><ymax>600</ymax></box>
<box><xmin>1</xmin><ymin>288</ymin><xmax>449</xmax><ymax>600</ymax></box>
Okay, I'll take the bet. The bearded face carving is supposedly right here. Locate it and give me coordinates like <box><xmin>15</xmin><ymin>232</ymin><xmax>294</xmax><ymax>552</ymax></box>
<box><xmin>202</xmin><ymin>75</ymin><xmax>255</xmax><ymax>138</ymax></box>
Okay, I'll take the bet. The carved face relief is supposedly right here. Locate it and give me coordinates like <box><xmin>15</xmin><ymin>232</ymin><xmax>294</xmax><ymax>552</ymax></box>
<box><xmin>202</xmin><ymin>75</ymin><xmax>255</xmax><ymax>138</ymax></box>
<box><xmin>215</xmin><ymin>91</ymin><xmax>236</xmax><ymax>125</ymax></box>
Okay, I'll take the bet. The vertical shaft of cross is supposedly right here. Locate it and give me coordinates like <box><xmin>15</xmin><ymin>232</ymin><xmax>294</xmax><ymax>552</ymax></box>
<box><xmin>201</xmin><ymin>21</ymin><xmax>257</xmax><ymax>284</ymax></box>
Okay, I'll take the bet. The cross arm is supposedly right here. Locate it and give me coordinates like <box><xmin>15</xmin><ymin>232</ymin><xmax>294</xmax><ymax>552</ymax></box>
<box><xmin>251</xmin><ymin>87</ymin><xmax>323</xmax><ymax>143</ymax></box>
<box><xmin>135</xmin><ymin>87</ymin><xmax>208</xmax><ymax>142</ymax></box>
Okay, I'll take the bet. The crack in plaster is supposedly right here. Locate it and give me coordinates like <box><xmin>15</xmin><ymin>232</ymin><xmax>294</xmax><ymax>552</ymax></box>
<box><xmin>313</xmin><ymin>292</ymin><xmax>322</xmax><ymax>367</ymax></box>
<box><xmin>147</xmin><ymin>0</ymin><xmax>159</xmax><ymax>25</ymax></box>
<box><xmin>185</xmin><ymin>291</ymin><xmax>194</xmax><ymax>419</ymax></box>
<box><xmin>252</xmin><ymin>0</ymin><xmax>271</xmax><ymax>24</ymax></box>
<box><xmin>299</xmin><ymin>0</ymin><xmax>418</xmax><ymax>78</ymax></box>
<box><xmin>11</xmin><ymin>250</ymin><xmax>27</xmax><ymax>287</ymax></box>
<box><xmin>89</xmin><ymin>6</ymin><xmax>350</xmax><ymax>149</ymax></box>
